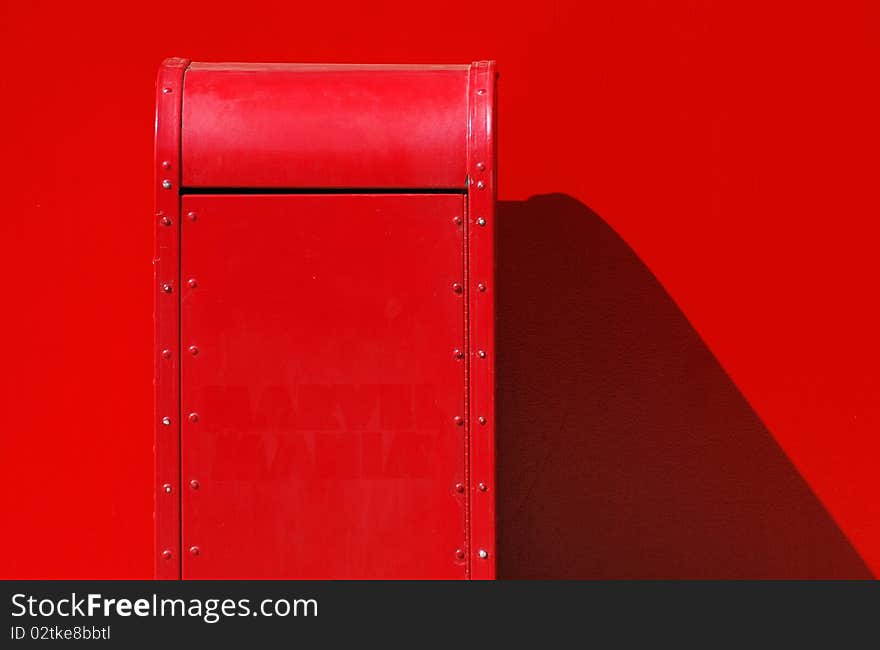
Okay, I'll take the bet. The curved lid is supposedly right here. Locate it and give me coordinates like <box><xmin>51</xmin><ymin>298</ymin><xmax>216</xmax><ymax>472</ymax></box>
<box><xmin>181</xmin><ymin>62</ymin><xmax>473</xmax><ymax>189</ymax></box>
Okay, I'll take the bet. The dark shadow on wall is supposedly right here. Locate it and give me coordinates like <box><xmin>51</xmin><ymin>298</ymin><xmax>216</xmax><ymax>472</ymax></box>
<box><xmin>495</xmin><ymin>194</ymin><xmax>871</xmax><ymax>579</ymax></box>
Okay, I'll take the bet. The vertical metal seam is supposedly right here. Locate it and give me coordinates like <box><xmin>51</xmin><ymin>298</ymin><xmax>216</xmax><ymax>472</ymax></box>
<box><xmin>154</xmin><ymin>57</ymin><xmax>189</xmax><ymax>580</ymax></box>
<box><xmin>462</xmin><ymin>65</ymin><xmax>473</xmax><ymax>580</ymax></box>
<box><xmin>463</xmin><ymin>195</ymin><xmax>471</xmax><ymax>579</ymax></box>
<box><xmin>467</xmin><ymin>61</ymin><xmax>496</xmax><ymax>579</ymax></box>
<box><xmin>176</xmin><ymin>65</ymin><xmax>186</xmax><ymax>579</ymax></box>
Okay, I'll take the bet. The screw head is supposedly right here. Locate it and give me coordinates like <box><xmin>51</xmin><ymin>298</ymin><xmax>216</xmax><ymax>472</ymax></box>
<box><xmin>476</xmin><ymin>181</ymin><xmax>485</xmax><ymax>190</ymax></box>
<box><xmin>159</xmin><ymin>214</ymin><xmax>172</xmax><ymax>227</ymax></box>
<box><xmin>161</xmin><ymin>160</ymin><xmax>171</xmax><ymax>170</ymax></box>
<box><xmin>162</xmin><ymin>179</ymin><xmax>172</xmax><ymax>190</ymax></box>
<box><xmin>476</xmin><ymin>161</ymin><xmax>486</xmax><ymax>171</ymax></box>
<box><xmin>187</xmin><ymin>211</ymin><xmax>197</xmax><ymax>222</ymax></box>
<box><xmin>187</xmin><ymin>278</ymin><xmax>198</xmax><ymax>288</ymax></box>
<box><xmin>161</xmin><ymin>549</ymin><xmax>172</xmax><ymax>560</ymax></box>
<box><xmin>162</xmin><ymin>483</ymin><xmax>172</xmax><ymax>494</ymax></box>
<box><xmin>453</xmin><ymin>349</ymin><xmax>464</xmax><ymax>359</ymax></box>
<box><xmin>452</xmin><ymin>283</ymin><xmax>463</xmax><ymax>294</ymax></box>
<box><xmin>478</xmin><ymin>482</ymin><xmax>488</xmax><ymax>492</ymax></box>
<box><xmin>478</xmin><ymin>549</ymin><xmax>489</xmax><ymax>559</ymax></box>
<box><xmin>478</xmin><ymin>416</ymin><xmax>487</xmax><ymax>425</ymax></box>
<box><xmin>477</xmin><ymin>88</ymin><xmax>486</xmax><ymax>95</ymax></box>
<box><xmin>190</xmin><ymin>479</ymin><xmax>200</xmax><ymax>490</ymax></box>
<box><xmin>478</xmin><ymin>350</ymin><xmax>487</xmax><ymax>359</ymax></box>
<box><xmin>188</xmin><ymin>412</ymin><xmax>199</xmax><ymax>423</ymax></box>
<box><xmin>476</xmin><ymin>217</ymin><xmax>486</xmax><ymax>227</ymax></box>
<box><xmin>189</xmin><ymin>546</ymin><xmax>200</xmax><ymax>556</ymax></box>
<box><xmin>161</xmin><ymin>416</ymin><xmax>171</xmax><ymax>426</ymax></box>
<box><xmin>161</xmin><ymin>349</ymin><xmax>172</xmax><ymax>359</ymax></box>
<box><xmin>453</xmin><ymin>415</ymin><xmax>464</xmax><ymax>426</ymax></box>
<box><xmin>455</xmin><ymin>483</ymin><xmax>465</xmax><ymax>493</ymax></box>
<box><xmin>162</xmin><ymin>87</ymin><xmax>173</xmax><ymax>94</ymax></box>
<box><xmin>477</xmin><ymin>283</ymin><xmax>487</xmax><ymax>292</ymax></box>
<box><xmin>162</xmin><ymin>282</ymin><xmax>173</xmax><ymax>293</ymax></box>
<box><xmin>188</xmin><ymin>345</ymin><xmax>199</xmax><ymax>356</ymax></box>
<box><xmin>453</xmin><ymin>216</ymin><xmax>462</xmax><ymax>225</ymax></box>
<box><xmin>455</xmin><ymin>548</ymin><xmax>465</xmax><ymax>561</ymax></box>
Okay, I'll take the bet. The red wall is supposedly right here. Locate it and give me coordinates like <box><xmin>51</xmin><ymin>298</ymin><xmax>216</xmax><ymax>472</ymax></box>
<box><xmin>1</xmin><ymin>0</ymin><xmax>878</xmax><ymax>578</ymax></box>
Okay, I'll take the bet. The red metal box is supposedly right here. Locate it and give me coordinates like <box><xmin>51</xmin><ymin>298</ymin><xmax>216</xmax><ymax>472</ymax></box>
<box><xmin>154</xmin><ymin>59</ymin><xmax>496</xmax><ymax>579</ymax></box>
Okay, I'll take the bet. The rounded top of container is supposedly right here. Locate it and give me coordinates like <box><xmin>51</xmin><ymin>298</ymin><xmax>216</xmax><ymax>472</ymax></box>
<box><xmin>158</xmin><ymin>60</ymin><xmax>496</xmax><ymax>190</ymax></box>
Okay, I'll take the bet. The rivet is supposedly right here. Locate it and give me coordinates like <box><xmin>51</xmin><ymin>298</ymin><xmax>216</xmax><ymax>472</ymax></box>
<box><xmin>478</xmin><ymin>482</ymin><xmax>488</xmax><ymax>492</ymax></box>
<box><xmin>161</xmin><ymin>349</ymin><xmax>172</xmax><ymax>359</ymax></box>
<box><xmin>477</xmin><ymin>283</ymin><xmax>487</xmax><ymax>292</ymax></box>
<box><xmin>187</xmin><ymin>211</ymin><xmax>198</xmax><ymax>222</ymax></box>
<box><xmin>453</xmin><ymin>415</ymin><xmax>464</xmax><ymax>426</ymax></box>
<box><xmin>189</xmin><ymin>546</ymin><xmax>200</xmax><ymax>556</ymax></box>
<box><xmin>478</xmin><ymin>350</ymin><xmax>487</xmax><ymax>358</ymax></box>
<box><xmin>188</xmin><ymin>345</ymin><xmax>199</xmax><ymax>356</ymax></box>
<box><xmin>455</xmin><ymin>548</ymin><xmax>465</xmax><ymax>561</ymax></box>
<box><xmin>478</xmin><ymin>549</ymin><xmax>489</xmax><ymax>559</ymax></box>
<box><xmin>452</xmin><ymin>283</ymin><xmax>463</xmax><ymax>294</ymax></box>
<box><xmin>162</xmin><ymin>282</ymin><xmax>173</xmax><ymax>293</ymax></box>
<box><xmin>188</xmin><ymin>412</ymin><xmax>199</xmax><ymax>423</ymax></box>
<box><xmin>161</xmin><ymin>416</ymin><xmax>171</xmax><ymax>426</ymax></box>
<box><xmin>453</xmin><ymin>216</ymin><xmax>462</xmax><ymax>225</ymax></box>
<box><xmin>162</xmin><ymin>87</ymin><xmax>173</xmax><ymax>94</ymax></box>
<box><xmin>476</xmin><ymin>161</ymin><xmax>486</xmax><ymax>172</ymax></box>
<box><xmin>454</xmin><ymin>349</ymin><xmax>464</xmax><ymax>359</ymax></box>
<box><xmin>161</xmin><ymin>549</ymin><xmax>172</xmax><ymax>560</ymax></box>
<box><xmin>476</xmin><ymin>181</ymin><xmax>485</xmax><ymax>190</ymax></box>
<box><xmin>161</xmin><ymin>160</ymin><xmax>172</xmax><ymax>170</ymax></box>
<box><xmin>190</xmin><ymin>479</ymin><xmax>200</xmax><ymax>490</ymax></box>
<box><xmin>455</xmin><ymin>483</ymin><xmax>465</xmax><ymax>493</ymax></box>
<box><xmin>478</xmin><ymin>416</ymin><xmax>487</xmax><ymax>425</ymax></box>
<box><xmin>162</xmin><ymin>483</ymin><xmax>172</xmax><ymax>494</ymax></box>
<box><xmin>160</xmin><ymin>215</ymin><xmax>172</xmax><ymax>227</ymax></box>
<box><xmin>187</xmin><ymin>278</ymin><xmax>198</xmax><ymax>288</ymax></box>
<box><xmin>477</xmin><ymin>88</ymin><xmax>486</xmax><ymax>95</ymax></box>
<box><xmin>162</xmin><ymin>179</ymin><xmax>172</xmax><ymax>190</ymax></box>
<box><xmin>476</xmin><ymin>217</ymin><xmax>486</xmax><ymax>227</ymax></box>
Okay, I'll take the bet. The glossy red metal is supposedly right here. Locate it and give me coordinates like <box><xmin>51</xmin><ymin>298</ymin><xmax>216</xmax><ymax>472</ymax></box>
<box><xmin>154</xmin><ymin>57</ymin><xmax>189</xmax><ymax>580</ymax></box>
<box><xmin>155</xmin><ymin>59</ymin><xmax>496</xmax><ymax>579</ymax></box>
<box><xmin>467</xmin><ymin>61</ymin><xmax>497</xmax><ymax>579</ymax></box>
<box><xmin>180</xmin><ymin>194</ymin><xmax>466</xmax><ymax>579</ymax></box>
<box><xmin>182</xmin><ymin>63</ymin><xmax>469</xmax><ymax>189</ymax></box>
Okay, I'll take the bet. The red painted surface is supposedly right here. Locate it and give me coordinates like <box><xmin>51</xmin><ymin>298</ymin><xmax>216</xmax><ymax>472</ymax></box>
<box><xmin>466</xmin><ymin>61</ymin><xmax>497</xmax><ymax>580</ymax></box>
<box><xmin>179</xmin><ymin>194</ymin><xmax>467</xmax><ymax>579</ymax></box>
<box><xmin>153</xmin><ymin>58</ymin><xmax>188</xmax><ymax>580</ymax></box>
<box><xmin>158</xmin><ymin>62</ymin><xmax>495</xmax><ymax>579</ymax></box>
<box><xmin>183</xmin><ymin>63</ymin><xmax>469</xmax><ymax>189</ymax></box>
<box><xmin>1</xmin><ymin>0</ymin><xmax>879</xmax><ymax>579</ymax></box>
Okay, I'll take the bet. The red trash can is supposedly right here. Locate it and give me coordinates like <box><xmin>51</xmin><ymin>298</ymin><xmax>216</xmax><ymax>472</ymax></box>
<box><xmin>154</xmin><ymin>59</ymin><xmax>496</xmax><ymax>579</ymax></box>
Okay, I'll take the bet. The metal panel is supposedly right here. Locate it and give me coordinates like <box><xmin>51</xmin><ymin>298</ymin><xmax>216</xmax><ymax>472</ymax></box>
<box><xmin>466</xmin><ymin>61</ymin><xmax>498</xmax><ymax>579</ymax></box>
<box><xmin>179</xmin><ymin>194</ymin><xmax>467</xmax><ymax>578</ymax></box>
<box><xmin>182</xmin><ymin>64</ymin><xmax>469</xmax><ymax>190</ymax></box>
<box><xmin>154</xmin><ymin>57</ymin><xmax>189</xmax><ymax>580</ymax></box>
